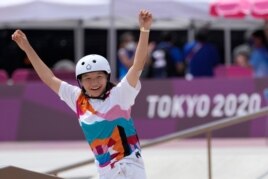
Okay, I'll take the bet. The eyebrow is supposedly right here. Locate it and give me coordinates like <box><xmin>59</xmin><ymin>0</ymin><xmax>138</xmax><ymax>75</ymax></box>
<box><xmin>82</xmin><ymin>72</ymin><xmax>105</xmax><ymax>78</ymax></box>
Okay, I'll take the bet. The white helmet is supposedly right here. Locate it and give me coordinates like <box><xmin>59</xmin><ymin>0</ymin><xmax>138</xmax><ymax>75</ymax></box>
<box><xmin>75</xmin><ymin>54</ymin><xmax>111</xmax><ymax>79</ymax></box>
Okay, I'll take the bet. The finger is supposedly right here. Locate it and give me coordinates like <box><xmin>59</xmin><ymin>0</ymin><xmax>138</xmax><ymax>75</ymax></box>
<box><xmin>147</xmin><ymin>13</ymin><xmax>152</xmax><ymax>19</ymax></box>
<box><xmin>11</xmin><ymin>34</ymin><xmax>15</xmax><ymax>40</ymax></box>
<box><xmin>12</xmin><ymin>35</ymin><xmax>18</xmax><ymax>42</ymax></box>
<box><xmin>15</xmin><ymin>29</ymin><xmax>20</xmax><ymax>33</ymax></box>
<box><xmin>12</xmin><ymin>32</ymin><xmax>21</xmax><ymax>41</ymax></box>
<box><xmin>143</xmin><ymin>10</ymin><xmax>149</xmax><ymax>15</ymax></box>
<box><xmin>11</xmin><ymin>33</ymin><xmax>18</xmax><ymax>41</ymax></box>
<box><xmin>140</xmin><ymin>9</ymin><xmax>147</xmax><ymax>16</ymax></box>
<box><xmin>139</xmin><ymin>9</ymin><xmax>143</xmax><ymax>16</ymax></box>
<box><xmin>143</xmin><ymin>11</ymin><xmax>151</xmax><ymax>19</ymax></box>
<box><xmin>144</xmin><ymin>10</ymin><xmax>150</xmax><ymax>15</ymax></box>
<box><xmin>146</xmin><ymin>11</ymin><xmax>151</xmax><ymax>17</ymax></box>
<box><xmin>16</xmin><ymin>29</ymin><xmax>23</xmax><ymax>35</ymax></box>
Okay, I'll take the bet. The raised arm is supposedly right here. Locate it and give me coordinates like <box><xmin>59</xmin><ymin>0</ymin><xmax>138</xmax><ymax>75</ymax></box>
<box><xmin>12</xmin><ymin>30</ymin><xmax>62</xmax><ymax>94</ymax></box>
<box><xmin>126</xmin><ymin>10</ymin><xmax>152</xmax><ymax>87</ymax></box>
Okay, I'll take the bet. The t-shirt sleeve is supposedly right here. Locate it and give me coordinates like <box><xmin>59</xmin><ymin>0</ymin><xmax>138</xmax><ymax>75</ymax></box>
<box><xmin>58</xmin><ymin>81</ymin><xmax>81</xmax><ymax>112</ymax></box>
<box><xmin>111</xmin><ymin>76</ymin><xmax>141</xmax><ymax>109</ymax></box>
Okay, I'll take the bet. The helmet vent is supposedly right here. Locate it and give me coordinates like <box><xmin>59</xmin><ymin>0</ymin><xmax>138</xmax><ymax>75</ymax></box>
<box><xmin>86</xmin><ymin>64</ymin><xmax>92</xmax><ymax>70</ymax></box>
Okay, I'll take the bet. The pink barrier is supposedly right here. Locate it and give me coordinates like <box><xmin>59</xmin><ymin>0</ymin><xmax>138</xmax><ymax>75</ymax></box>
<box><xmin>11</xmin><ymin>68</ymin><xmax>75</xmax><ymax>84</ymax></box>
<box><xmin>0</xmin><ymin>69</ymin><xmax>9</xmax><ymax>84</ymax></box>
<box><xmin>12</xmin><ymin>68</ymin><xmax>40</xmax><ymax>83</ymax></box>
<box><xmin>214</xmin><ymin>65</ymin><xmax>253</xmax><ymax>78</ymax></box>
<box><xmin>0</xmin><ymin>77</ymin><xmax>268</xmax><ymax>141</ymax></box>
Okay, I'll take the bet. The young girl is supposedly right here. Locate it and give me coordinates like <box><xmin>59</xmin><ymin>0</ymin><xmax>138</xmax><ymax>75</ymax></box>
<box><xmin>12</xmin><ymin>10</ymin><xmax>152</xmax><ymax>179</ymax></box>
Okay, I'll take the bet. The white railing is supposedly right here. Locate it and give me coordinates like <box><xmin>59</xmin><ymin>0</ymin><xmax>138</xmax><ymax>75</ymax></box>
<box><xmin>47</xmin><ymin>106</ymin><xmax>268</xmax><ymax>179</ymax></box>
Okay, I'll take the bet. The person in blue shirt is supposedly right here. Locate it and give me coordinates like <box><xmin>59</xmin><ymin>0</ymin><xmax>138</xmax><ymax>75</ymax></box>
<box><xmin>249</xmin><ymin>30</ymin><xmax>268</xmax><ymax>77</ymax></box>
<box><xmin>117</xmin><ymin>32</ymin><xmax>136</xmax><ymax>80</ymax></box>
<box><xmin>150</xmin><ymin>31</ymin><xmax>184</xmax><ymax>78</ymax></box>
<box><xmin>183</xmin><ymin>28</ymin><xmax>220</xmax><ymax>79</ymax></box>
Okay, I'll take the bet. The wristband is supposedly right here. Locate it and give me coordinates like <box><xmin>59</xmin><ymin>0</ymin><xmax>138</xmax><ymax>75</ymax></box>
<box><xmin>140</xmin><ymin>27</ymin><xmax>150</xmax><ymax>33</ymax></box>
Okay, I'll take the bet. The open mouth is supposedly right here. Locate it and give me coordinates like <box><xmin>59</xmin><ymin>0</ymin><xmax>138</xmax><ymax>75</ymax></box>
<box><xmin>91</xmin><ymin>87</ymin><xmax>101</xmax><ymax>91</ymax></box>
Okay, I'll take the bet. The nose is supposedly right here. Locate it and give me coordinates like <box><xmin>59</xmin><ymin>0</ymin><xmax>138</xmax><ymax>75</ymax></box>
<box><xmin>90</xmin><ymin>78</ymin><xmax>99</xmax><ymax>85</ymax></box>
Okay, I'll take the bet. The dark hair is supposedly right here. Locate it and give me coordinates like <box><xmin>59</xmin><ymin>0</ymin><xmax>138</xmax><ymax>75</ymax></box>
<box><xmin>160</xmin><ymin>31</ymin><xmax>177</xmax><ymax>43</ymax></box>
<box><xmin>119</xmin><ymin>32</ymin><xmax>134</xmax><ymax>43</ymax></box>
<box><xmin>252</xmin><ymin>29</ymin><xmax>266</xmax><ymax>44</ymax></box>
<box><xmin>195</xmin><ymin>28</ymin><xmax>208</xmax><ymax>42</ymax></box>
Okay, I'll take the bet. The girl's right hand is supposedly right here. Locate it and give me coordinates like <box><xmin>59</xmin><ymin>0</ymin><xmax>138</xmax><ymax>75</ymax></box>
<box><xmin>12</xmin><ymin>29</ymin><xmax>31</xmax><ymax>52</ymax></box>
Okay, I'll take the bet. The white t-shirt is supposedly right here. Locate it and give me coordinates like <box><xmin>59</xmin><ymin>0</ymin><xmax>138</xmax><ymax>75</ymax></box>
<box><xmin>58</xmin><ymin>77</ymin><xmax>142</xmax><ymax>171</ymax></box>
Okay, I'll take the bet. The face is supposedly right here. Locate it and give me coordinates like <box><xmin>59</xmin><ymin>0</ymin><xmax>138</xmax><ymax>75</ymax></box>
<box><xmin>235</xmin><ymin>54</ymin><xmax>249</xmax><ymax>67</ymax></box>
<box><xmin>123</xmin><ymin>35</ymin><xmax>135</xmax><ymax>49</ymax></box>
<box><xmin>80</xmin><ymin>71</ymin><xmax>108</xmax><ymax>98</ymax></box>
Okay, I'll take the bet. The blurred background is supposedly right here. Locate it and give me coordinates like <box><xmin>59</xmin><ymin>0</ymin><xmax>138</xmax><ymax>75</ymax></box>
<box><xmin>1</xmin><ymin>0</ymin><xmax>268</xmax><ymax>178</ymax></box>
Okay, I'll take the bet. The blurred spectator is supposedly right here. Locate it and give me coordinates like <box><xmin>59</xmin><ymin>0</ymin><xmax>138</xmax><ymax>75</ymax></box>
<box><xmin>264</xmin><ymin>21</ymin><xmax>268</xmax><ymax>44</ymax></box>
<box><xmin>149</xmin><ymin>31</ymin><xmax>184</xmax><ymax>78</ymax></box>
<box><xmin>234</xmin><ymin>52</ymin><xmax>250</xmax><ymax>68</ymax></box>
<box><xmin>249</xmin><ymin>30</ymin><xmax>268</xmax><ymax>77</ymax></box>
<box><xmin>183</xmin><ymin>28</ymin><xmax>220</xmax><ymax>79</ymax></box>
<box><xmin>233</xmin><ymin>30</ymin><xmax>252</xmax><ymax>62</ymax></box>
<box><xmin>141</xmin><ymin>41</ymin><xmax>156</xmax><ymax>78</ymax></box>
<box><xmin>117</xmin><ymin>32</ymin><xmax>136</xmax><ymax>80</ymax></box>
<box><xmin>53</xmin><ymin>59</ymin><xmax>75</xmax><ymax>72</ymax></box>
<box><xmin>0</xmin><ymin>69</ymin><xmax>9</xmax><ymax>84</ymax></box>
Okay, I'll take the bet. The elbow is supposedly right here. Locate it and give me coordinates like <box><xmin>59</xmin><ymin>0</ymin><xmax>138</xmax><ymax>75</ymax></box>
<box><xmin>133</xmin><ymin>61</ymin><xmax>145</xmax><ymax>71</ymax></box>
<box><xmin>42</xmin><ymin>74</ymin><xmax>56</xmax><ymax>86</ymax></box>
<box><xmin>131</xmin><ymin>65</ymin><xmax>143</xmax><ymax>74</ymax></box>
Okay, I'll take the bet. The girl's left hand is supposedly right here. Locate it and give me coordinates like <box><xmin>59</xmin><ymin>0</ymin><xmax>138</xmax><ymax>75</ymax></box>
<box><xmin>139</xmin><ymin>10</ymin><xmax>153</xmax><ymax>30</ymax></box>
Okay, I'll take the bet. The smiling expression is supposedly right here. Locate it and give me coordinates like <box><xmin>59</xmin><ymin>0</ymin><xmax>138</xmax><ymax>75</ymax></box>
<box><xmin>80</xmin><ymin>71</ymin><xmax>108</xmax><ymax>98</ymax></box>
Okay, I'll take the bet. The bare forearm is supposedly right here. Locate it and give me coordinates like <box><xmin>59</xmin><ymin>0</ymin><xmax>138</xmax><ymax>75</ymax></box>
<box><xmin>12</xmin><ymin>29</ymin><xmax>61</xmax><ymax>94</ymax></box>
<box><xmin>132</xmin><ymin>31</ymin><xmax>150</xmax><ymax>71</ymax></box>
<box><xmin>125</xmin><ymin>10</ymin><xmax>152</xmax><ymax>87</ymax></box>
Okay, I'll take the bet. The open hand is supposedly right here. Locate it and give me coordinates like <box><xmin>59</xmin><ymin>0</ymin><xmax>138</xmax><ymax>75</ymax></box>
<box><xmin>139</xmin><ymin>10</ymin><xmax>153</xmax><ymax>30</ymax></box>
<box><xmin>12</xmin><ymin>29</ymin><xmax>31</xmax><ymax>52</ymax></box>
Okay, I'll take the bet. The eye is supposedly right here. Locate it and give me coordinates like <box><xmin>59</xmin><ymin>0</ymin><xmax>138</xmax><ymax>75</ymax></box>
<box><xmin>82</xmin><ymin>77</ymin><xmax>90</xmax><ymax>81</ymax></box>
<box><xmin>81</xmin><ymin>62</ymin><xmax>85</xmax><ymax>65</ymax></box>
<box><xmin>92</xmin><ymin>60</ymin><xmax>96</xmax><ymax>63</ymax></box>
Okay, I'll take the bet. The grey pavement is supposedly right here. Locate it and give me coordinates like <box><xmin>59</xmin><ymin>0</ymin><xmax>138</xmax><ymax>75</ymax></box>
<box><xmin>1</xmin><ymin>139</ymin><xmax>268</xmax><ymax>179</ymax></box>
